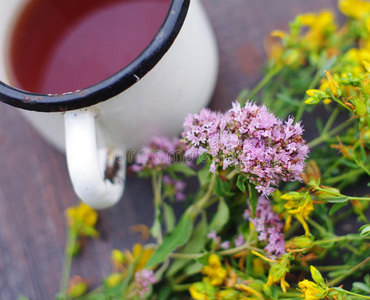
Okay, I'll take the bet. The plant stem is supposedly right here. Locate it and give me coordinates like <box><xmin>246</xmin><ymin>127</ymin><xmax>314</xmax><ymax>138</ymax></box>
<box><xmin>308</xmin><ymin>119</ymin><xmax>353</xmax><ymax>148</ymax></box>
<box><xmin>191</xmin><ymin>172</ymin><xmax>217</xmax><ymax>218</ymax></box>
<box><xmin>239</xmin><ymin>67</ymin><xmax>282</xmax><ymax>105</ymax></box>
<box><xmin>59</xmin><ymin>228</ymin><xmax>78</xmax><ymax>298</ymax></box>
<box><xmin>328</xmin><ymin>256</ymin><xmax>370</xmax><ymax>287</ymax></box>
<box><xmin>152</xmin><ymin>172</ymin><xmax>163</xmax><ymax>244</ymax></box>
<box><xmin>325</xmin><ymin>168</ymin><xmax>364</xmax><ymax>185</ymax></box>
<box><xmin>336</xmin><ymin>289</ymin><xmax>370</xmax><ymax>299</ymax></box>
<box><xmin>168</xmin><ymin>241</ymin><xmax>261</xmax><ymax>260</ymax></box>
<box><xmin>296</xmin><ymin>66</ymin><xmax>325</xmax><ymax>122</ymax></box>
<box><xmin>307</xmin><ymin>218</ymin><xmax>327</xmax><ymax>236</ymax></box>
<box><xmin>322</xmin><ymin>107</ymin><xmax>340</xmax><ymax>135</ymax></box>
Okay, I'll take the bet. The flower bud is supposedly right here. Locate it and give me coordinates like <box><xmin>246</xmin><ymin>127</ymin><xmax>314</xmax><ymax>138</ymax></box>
<box><xmin>352</xmin><ymin>97</ymin><xmax>367</xmax><ymax>117</ymax></box>
<box><xmin>281</xmin><ymin>192</ymin><xmax>301</xmax><ymax>201</ymax></box>
<box><xmin>105</xmin><ymin>273</ymin><xmax>124</xmax><ymax>287</ymax></box>
<box><xmin>291</xmin><ymin>236</ymin><xmax>313</xmax><ymax>249</ymax></box>
<box><xmin>68</xmin><ymin>276</ymin><xmax>88</xmax><ymax>298</ymax></box>
<box><xmin>310</xmin><ymin>265</ymin><xmax>324</xmax><ymax>285</ymax></box>
<box><xmin>305</xmin><ymin>97</ymin><xmax>321</xmax><ymax>105</ymax></box>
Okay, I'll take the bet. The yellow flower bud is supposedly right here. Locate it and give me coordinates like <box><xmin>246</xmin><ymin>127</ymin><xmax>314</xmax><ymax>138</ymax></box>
<box><xmin>281</xmin><ymin>192</ymin><xmax>301</xmax><ymax>201</ymax></box>
<box><xmin>105</xmin><ymin>273</ymin><xmax>124</xmax><ymax>287</ymax></box>
<box><xmin>305</xmin><ymin>97</ymin><xmax>321</xmax><ymax>105</ymax></box>
<box><xmin>325</xmin><ymin>71</ymin><xmax>340</xmax><ymax>97</ymax></box>
<box><xmin>67</xmin><ymin>276</ymin><xmax>88</xmax><ymax>298</ymax></box>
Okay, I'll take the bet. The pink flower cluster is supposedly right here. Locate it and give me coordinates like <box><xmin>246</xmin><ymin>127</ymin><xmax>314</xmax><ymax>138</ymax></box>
<box><xmin>182</xmin><ymin>101</ymin><xmax>308</xmax><ymax>196</ymax></box>
<box><xmin>132</xmin><ymin>136</ymin><xmax>186</xmax><ymax>172</ymax></box>
<box><xmin>163</xmin><ymin>175</ymin><xmax>186</xmax><ymax>201</ymax></box>
<box><xmin>134</xmin><ymin>269</ymin><xmax>157</xmax><ymax>296</ymax></box>
<box><xmin>244</xmin><ymin>196</ymin><xmax>285</xmax><ymax>258</ymax></box>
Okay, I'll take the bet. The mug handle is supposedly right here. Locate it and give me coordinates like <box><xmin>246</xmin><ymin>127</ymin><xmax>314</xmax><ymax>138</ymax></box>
<box><xmin>64</xmin><ymin>108</ymin><xmax>126</xmax><ymax>209</ymax></box>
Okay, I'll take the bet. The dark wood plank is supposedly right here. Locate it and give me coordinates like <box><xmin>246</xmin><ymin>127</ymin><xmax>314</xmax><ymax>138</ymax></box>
<box><xmin>0</xmin><ymin>1</ymin><xmax>340</xmax><ymax>299</ymax></box>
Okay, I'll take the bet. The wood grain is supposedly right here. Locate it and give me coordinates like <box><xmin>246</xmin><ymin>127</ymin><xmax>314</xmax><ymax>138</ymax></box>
<box><xmin>0</xmin><ymin>1</ymin><xmax>339</xmax><ymax>299</ymax></box>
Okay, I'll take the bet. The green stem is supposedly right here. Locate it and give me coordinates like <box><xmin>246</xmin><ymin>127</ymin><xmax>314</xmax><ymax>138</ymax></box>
<box><xmin>191</xmin><ymin>172</ymin><xmax>217</xmax><ymax>218</ymax></box>
<box><xmin>152</xmin><ymin>172</ymin><xmax>163</xmax><ymax>244</ymax></box>
<box><xmin>328</xmin><ymin>256</ymin><xmax>370</xmax><ymax>287</ymax></box>
<box><xmin>322</xmin><ymin>107</ymin><xmax>340</xmax><ymax>135</ymax></box>
<box><xmin>59</xmin><ymin>228</ymin><xmax>78</xmax><ymax>298</ymax></box>
<box><xmin>313</xmin><ymin>234</ymin><xmax>368</xmax><ymax>246</ymax></box>
<box><xmin>336</xmin><ymin>289</ymin><xmax>370</xmax><ymax>299</ymax></box>
<box><xmin>349</xmin><ymin>196</ymin><xmax>370</xmax><ymax>201</ymax></box>
<box><xmin>217</xmin><ymin>241</ymin><xmax>262</xmax><ymax>255</ymax></box>
<box><xmin>172</xmin><ymin>283</ymin><xmax>193</xmax><ymax>292</ymax></box>
<box><xmin>306</xmin><ymin>218</ymin><xmax>327</xmax><ymax>236</ymax></box>
<box><xmin>296</xmin><ymin>67</ymin><xmax>324</xmax><ymax>122</ymax></box>
<box><xmin>325</xmin><ymin>168</ymin><xmax>364</xmax><ymax>185</ymax></box>
<box><xmin>308</xmin><ymin>119</ymin><xmax>353</xmax><ymax>148</ymax></box>
<box><xmin>240</xmin><ymin>67</ymin><xmax>282</xmax><ymax>105</ymax></box>
<box><xmin>169</xmin><ymin>241</ymin><xmax>261</xmax><ymax>260</ymax></box>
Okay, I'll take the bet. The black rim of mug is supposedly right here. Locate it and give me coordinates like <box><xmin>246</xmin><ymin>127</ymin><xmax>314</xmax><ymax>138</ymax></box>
<box><xmin>0</xmin><ymin>0</ymin><xmax>190</xmax><ymax>112</ymax></box>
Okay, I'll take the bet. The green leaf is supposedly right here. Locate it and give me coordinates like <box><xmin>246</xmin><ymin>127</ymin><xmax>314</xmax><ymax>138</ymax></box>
<box><xmin>195</xmin><ymin>253</ymin><xmax>210</xmax><ymax>266</ymax></box>
<box><xmin>167</xmin><ymin>163</ymin><xmax>196</xmax><ymax>177</ymax></box>
<box><xmin>167</xmin><ymin>214</ymin><xmax>208</xmax><ymax>276</ymax></box>
<box><xmin>248</xmin><ymin>183</ymin><xmax>258</xmax><ymax>217</ymax></box>
<box><xmin>146</xmin><ymin>210</ymin><xmax>193</xmax><ymax>268</ymax></box>
<box><xmin>214</xmin><ymin>175</ymin><xmax>231</xmax><ymax>197</ymax></box>
<box><xmin>352</xmin><ymin>282</ymin><xmax>370</xmax><ymax>294</ymax></box>
<box><xmin>163</xmin><ymin>202</ymin><xmax>176</xmax><ymax>234</ymax></box>
<box><xmin>359</xmin><ymin>224</ymin><xmax>370</xmax><ymax>237</ymax></box>
<box><xmin>198</xmin><ymin>161</ymin><xmax>212</xmax><ymax>187</ymax></box>
<box><xmin>209</xmin><ymin>198</ymin><xmax>230</xmax><ymax>233</ymax></box>
<box><xmin>184</xmin><ymin>261</ymin><xmax>203</xmax><ymax>276</ymax></box>
<box><xmin>236</xmin><ymin>174</ymin><xmax>247</xmax><ymax>193</ymax></box>
<box><xmin>329</xmin><ymin>202</ymin><xmax>348</xmax><ymax>216</ymax></box>
<box><xmin>197</xmin><ymin>152</ymin><xmax>209</xmax><ymax>165</ymax></box>
<box><xmin>325</xmin><ymin>196</ymin><xmax>349</xmax><ymax>203</ymax></box>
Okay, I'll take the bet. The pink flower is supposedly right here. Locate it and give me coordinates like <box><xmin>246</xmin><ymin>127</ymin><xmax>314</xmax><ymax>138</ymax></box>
<box><xmin>182</xmin><ymin>101</ymin><xmax>309</xmax><ymax>196</ymax></box>
<box><xmin>246</xmin><ymin>196</ymin><xmax>286</xmax><ymax>258</ymax></box>
<box><xmin>135</xmin><ymin>269</ymin><xmax>157</xmax><ymax>297</ymax></box>
<box><xmin>131</xmin><ymin>136</ymin><xmax>187</xmax><ymax>172</ymax></box>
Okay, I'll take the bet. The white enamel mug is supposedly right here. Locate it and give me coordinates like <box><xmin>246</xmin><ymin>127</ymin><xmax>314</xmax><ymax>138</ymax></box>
<box><xmin>0</xmin><ymin>0</ymin><xmax>218</xmax><ymax>209</ymax></box>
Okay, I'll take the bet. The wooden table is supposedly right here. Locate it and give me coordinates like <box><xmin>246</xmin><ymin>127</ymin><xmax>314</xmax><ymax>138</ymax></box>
<box><xmin>0</xmin><ymin>1</ymin><xmax>339</xmax><ymax>299</ymax></box>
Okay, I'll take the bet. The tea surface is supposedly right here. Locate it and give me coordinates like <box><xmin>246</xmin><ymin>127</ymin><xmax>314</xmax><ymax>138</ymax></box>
<box><xmin>9</xmin><ymin>0</ymin><xmax>170</xmax><ymax>94</ymax></box>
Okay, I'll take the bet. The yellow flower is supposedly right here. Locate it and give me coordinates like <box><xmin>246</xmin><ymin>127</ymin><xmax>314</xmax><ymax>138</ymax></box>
<box><xmin>324</xmin><ymin>71</ymin><xmax>341</xmax><ymax>97</ymax></box>
<box><xmin>339</xmin><ymin>0</ymin><xmax>370</xmax><ymax>19</ymax></box>
<box><xmin>235</xmin><ymin>284</ymin><xmax>264</xmax><ymax>300</ymax></box>
<box><xmin>283</xmin><ymin>192</ymin><xmax>313</xmax><ymax>236</ymax></box>
<box><xmin>201</xmin><ymin>254</ymin><xmax>227</xmax><ymax>286</ymax></box>
<box><xmin>65</xmin><ymin>202</ymin><xmax>99</xmax><ymax>237</ymax></box>
<box><xmin>65</xmin><ymin>202</ymin><xmax>98</xmax><ymax>227</ymax></box>
<box><xmin>298</xmin><ymin>11</ymin><xmax>337</xmax><ymax>51</ymax></box>
<box><xmin>266</xmin><ymin>253</ymin><xmax>292</xmax><ymax>293</ymax></box>
<box><xmin>298</xmin><ymin>280</ymin><xmax>325</xmax><ymax>300</ymax></box>
<box><xmin>126</xmin><ymin>243</ymin><xmax>155</xmax><ymax>272</ymax></box>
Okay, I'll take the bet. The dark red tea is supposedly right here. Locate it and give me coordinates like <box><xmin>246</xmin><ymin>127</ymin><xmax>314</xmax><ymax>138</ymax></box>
<box><xmin>8</xmin><ymin>0</ymin><xmax>170</xmax><ymax>94</ymax></box>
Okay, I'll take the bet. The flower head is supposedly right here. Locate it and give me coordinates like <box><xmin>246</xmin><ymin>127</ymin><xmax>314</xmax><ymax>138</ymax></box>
<box><xmin>182</xmin><ymin>102</ymin><xmax>308</xmax><ymax>196</ymax></box>
<box><xmin>131</xmin><ymin>136</ymin><xmax>186</xmax><ymax>173</ymax></box>
<box><xmin>201</xmin><ymin>254</ymin><xmax>227</xmax><ymax>286</ymax></box>
<box><xmin>163</xmin><ymin>175</ymin><xmax>186</xmax><ymax>201</ymax></box>
<box><xmin>298</xmin><ymin>280</ymin><xmax>325</xmax><ymax>300</ymax></box>
<box><xmin>65</xmin><ymin>202</ymin><xmax>98</xmax><ymax>237</ymax></box>
<box><xmin>245</xmin><ymin>196</ymin><xmax>286</xmax><ymax>258</ymax></box>
<box><xmin>134</xmin><ymin>269</ymin><xmax>157</xmax><ymax>297</ymax></box>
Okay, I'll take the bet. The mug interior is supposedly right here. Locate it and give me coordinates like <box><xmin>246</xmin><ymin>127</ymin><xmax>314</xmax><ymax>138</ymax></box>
<box><xmin>0</xmin><ymin>0</ymin><xmax>190</xmax><ymax>112</ymax></box>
